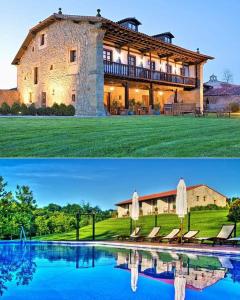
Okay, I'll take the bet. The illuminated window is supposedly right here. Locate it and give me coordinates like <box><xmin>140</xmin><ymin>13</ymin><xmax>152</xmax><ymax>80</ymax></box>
<box><xmin>72</xmin><ymin>94</ymin><xmax>76</xmax><ymax>102</ymax></box>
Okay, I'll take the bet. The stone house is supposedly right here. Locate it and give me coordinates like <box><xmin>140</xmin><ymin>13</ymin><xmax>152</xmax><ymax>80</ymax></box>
<box><xmin>12</xmin><ymin>9</ymin><xmax>213</xmax><ymax>116</ymax></box>
<box><xmin>116</xmin><ymin>184</ymin><xmax>227</xmax><ymax>218</ymax></box>
<box><xmin>204</xmin><ymin>75</ymin><xmax>240</xmax><ymax>110</ymax></box>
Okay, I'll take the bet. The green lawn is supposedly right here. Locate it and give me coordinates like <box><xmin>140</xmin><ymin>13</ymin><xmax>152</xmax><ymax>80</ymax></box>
<box><xmin>37</xmin><ymin>210</ymin><xmax>240</xmax><ymax>241</ymax></box>
<box><xmin>1</xmin><ymin>115</ymin><xmax>240</xmax><ymax>157</ymax></box>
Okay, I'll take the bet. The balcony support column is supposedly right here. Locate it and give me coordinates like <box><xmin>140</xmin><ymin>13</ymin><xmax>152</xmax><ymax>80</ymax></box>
<box><xmin>124</xmin><ymin>82</ymin><xmax>129</xmax><ymax>109</ymax></box>
<box><xmin>149</xmin><ymin>83</ymin><xmax>154</xmax><ymax>109</ymax></box>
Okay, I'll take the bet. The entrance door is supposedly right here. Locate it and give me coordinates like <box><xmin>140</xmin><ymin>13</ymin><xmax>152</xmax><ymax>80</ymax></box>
<box><xmin>128</xmin><ymin>55</ymin><xmax>136</xmax><ymax>77</ymax></box>
<box><xmin>104</xmin><ymin>92</ymin><xmax>111</xmax><ymax>113</ymax></box>
<box><xmin>41</xmin><ymin>92</ymin><xmax>47</xmax><ymax>107</ymax></box>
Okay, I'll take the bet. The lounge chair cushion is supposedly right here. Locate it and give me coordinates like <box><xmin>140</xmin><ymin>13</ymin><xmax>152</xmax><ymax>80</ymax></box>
<box><xmin>147</xmin><ymin>227</ymin><xmax>161</xmax><ymax>239</ymax></box>
<box><xmin>183</xmin><ymin>230</ymin><xmax>198</xmax><ymax>239</ymax></box>
<box><xmin>217</xmin><ymin>225</ymin><xmax>235</xmax><ymax>239</ymax></box>
<box><xmin>163</xmin><ymin>229</ymin><xmax>180</xmax><ymax>239</ymax></box>
<box><xmin>130</xmin><ymin>227</ymin><xmax>141</xmax><ymax>238</ymax></box>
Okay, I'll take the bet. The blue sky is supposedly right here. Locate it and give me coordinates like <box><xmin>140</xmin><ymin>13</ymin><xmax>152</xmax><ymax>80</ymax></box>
<box><xmin>0</xmin><ymin>159</ymin><xmax>239</xmax><ymax>209</ymax></box>
<box><xmin>0</xmin><ymin>0</ymin><xmax>240</xmax><ymax>88</ymax></box>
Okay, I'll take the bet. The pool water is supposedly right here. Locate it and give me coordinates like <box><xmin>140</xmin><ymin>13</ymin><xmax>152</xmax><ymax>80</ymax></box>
<box><xmin>0</xmin><ymin>243</ymin><xmax>240</xmax><ymax>300</ymax></box>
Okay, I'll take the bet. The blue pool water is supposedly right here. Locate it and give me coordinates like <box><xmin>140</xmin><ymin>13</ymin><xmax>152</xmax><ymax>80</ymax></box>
<box><xmin>0</xmin><ymin>242</ymin><xmax>240</xmax><ymax>300</ymax></box>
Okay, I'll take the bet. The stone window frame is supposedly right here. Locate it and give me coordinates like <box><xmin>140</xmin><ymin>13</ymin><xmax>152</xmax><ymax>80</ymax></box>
<box><xmin>38</xmin><ymin>31</ymin><xmax>48</xmax><ymax>50</ymax></box>
<box><xmin>69</xmin><ymin>48</ymin><xmax>78</xmax><ymax>65</ymax></box>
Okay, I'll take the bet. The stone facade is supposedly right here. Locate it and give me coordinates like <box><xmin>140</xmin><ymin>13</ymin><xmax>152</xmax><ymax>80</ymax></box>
<box><xmin>117</xmin><ymin>185</ymin><xmax>227</xmax><ymax>218</ymax></box>
<box><xmin>16</xmin><ymin>19</ymin><xmax>106</xmax><ymax>116</ymax></box>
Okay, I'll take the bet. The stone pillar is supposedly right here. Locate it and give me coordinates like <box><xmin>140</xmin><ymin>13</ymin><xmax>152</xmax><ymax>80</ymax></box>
<box><xmin>75</xmin><ymin>24</ymin><xmax>106</xmax><ymax>116</ymax></box>
<box><xmin>197</xmin><ymin>62</ymin><xmax>205</xmax><ymax>113</ymax></box>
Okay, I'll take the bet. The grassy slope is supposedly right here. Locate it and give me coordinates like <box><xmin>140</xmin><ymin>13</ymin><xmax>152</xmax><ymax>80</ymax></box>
<box><xmin>1</xmin><ymin>116</ymin><xmax>240</xmax><ymax>157</ymax></box>
<box><xmin>37</xmin><ymin>210</ymin><xmax>240</xmax><ymax>241</ymax></box>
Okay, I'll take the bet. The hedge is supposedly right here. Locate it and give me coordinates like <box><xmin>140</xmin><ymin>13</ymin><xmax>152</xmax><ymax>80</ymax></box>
<box><xmin>0</xmin><ymin>102</ymin><xmax>75</xmax><ymax>116</ymax></box>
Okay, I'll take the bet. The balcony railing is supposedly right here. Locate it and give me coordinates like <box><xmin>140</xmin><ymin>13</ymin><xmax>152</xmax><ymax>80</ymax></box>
<box><xmin>104</xmin><ymin>61</ymin><xmax>196</xmax><ymax>87</ymax></box>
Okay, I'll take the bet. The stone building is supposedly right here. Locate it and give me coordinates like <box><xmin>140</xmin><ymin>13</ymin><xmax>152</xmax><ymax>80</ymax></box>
<box><xmin>12</xmin><ymin>9</ymin><xmax>213</xmax><ymax>116</ymax></box>
<box><xmin>204</xmin><ymin>75</ymin><xmax>240</xmax><ymax>110</ymax></box>
<box><xmin>0</xmin><ymin>89</ymin><xmax>19</xmax><ymax>106</ymax></box>
<box><xmin>116</xmin><ymin>184</ymin><xmax>227</xmax><ymax>218</ymax></box>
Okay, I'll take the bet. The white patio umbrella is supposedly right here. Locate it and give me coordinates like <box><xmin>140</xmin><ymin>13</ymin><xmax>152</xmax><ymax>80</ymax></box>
<box><xmin>130</xmin><ymin>250</ymin><xmax>139</xmax><ymax>292</ymax></box>
<box><xmin>131</xmin><ymin>191</ymin><xmax>139</xmax><ymax>231</ymax></box>
<box><xmin>174</xmin><ymin>275</ymin><xmax>186</xmax><ymax>300</ymax></box>
<box><xmin>176</xmin><ymin>179</ymin><xmax>188</xmax><ymax>243</ymax></box>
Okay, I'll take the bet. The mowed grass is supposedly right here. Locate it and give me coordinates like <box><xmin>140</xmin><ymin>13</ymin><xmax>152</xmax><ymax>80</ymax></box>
<box><xmin>1</xmin><ymin>115</ymin><xmax>240</xmax><ymax>157</ymax></box>
<box><xmin>37</xmin><ymin>210</ymin><xmax>240</xmax><ymax>241</ymax></box>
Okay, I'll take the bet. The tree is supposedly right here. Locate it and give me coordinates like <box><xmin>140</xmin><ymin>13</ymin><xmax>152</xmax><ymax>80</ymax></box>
<box><xmin>228</xmin><ymin>199</ymin><xmax>240</xmax><ymax>222</ymax></box>
<box><xmin>222</xmin><ymin>69</ymin><xmax>234</xmax><ymax>83</ymax></box>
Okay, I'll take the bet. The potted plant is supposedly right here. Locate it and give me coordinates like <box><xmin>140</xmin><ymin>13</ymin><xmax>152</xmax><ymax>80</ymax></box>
<box><xmin>111</xmin><ymin>99</ymin><xmax>119</xmax><ymax>115</ymax></box>
<box><xmin>128</xmin><ymin>99</ymin><xmax>136</xmax><ymax>115</ymax></box>
<box><xmin>154</xmin><ymin>102</ymin><xmax>161</xmax><ymax>115</ymax></box>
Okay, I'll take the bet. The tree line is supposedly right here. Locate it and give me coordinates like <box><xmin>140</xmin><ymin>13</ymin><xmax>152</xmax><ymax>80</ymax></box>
<box><xmin>0</xmin><ymin>176</ymin><xmax>113</xmax><ymax>240</ymax></box>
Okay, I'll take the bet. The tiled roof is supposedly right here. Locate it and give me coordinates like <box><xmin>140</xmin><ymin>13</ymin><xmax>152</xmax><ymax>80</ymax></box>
<box><xmin>116</xmin><ymin>185</ymin><xmax>203</xmax><ymax>205</ymax></box>
<box><xmin>12</xmin><ymin>13</ymin><xmax>213</xmax><ymax>65</ymax></box>
<box><xmin>204</xmin><ymin>84</ymin><xmax>240</xmax><ymax>96</ymax></box>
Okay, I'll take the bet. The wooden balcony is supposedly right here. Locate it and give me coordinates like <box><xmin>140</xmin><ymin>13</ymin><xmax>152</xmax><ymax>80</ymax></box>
<box><xmin>104</xmin><ymin>61</ymin><xmax>196</xmax><ymax>88</ymax></box>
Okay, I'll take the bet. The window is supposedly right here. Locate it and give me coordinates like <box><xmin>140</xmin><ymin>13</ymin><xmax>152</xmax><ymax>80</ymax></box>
<box><xmin>180</xmin><ymin>67</ymin><xmax>185</xmax><ymax>76</ymax></box>
<box><xmin>29</xmin><ymin>92</ymin><xmax>32</xmax><ymax>103</ymax></box>
<box><xmin>203</xmin><ymin>196</ymin><xmax>206</xmax><ymax>202</ymax></box>
<box><xmin>32</xmin><ymin>47</ymin><xmax>35</xmax><ymax>52</ymax></box>
<box><xmin>70</xmin><ymin>50</ymin><xmax>77</xmax><ymax>63</ymax></box>
<box><xmin>103</xmin><ymin>49</ymin><xmax>112</xmax><ymax>62</ymax></box>
<box><xmin>72</xmin><ymin>94</ymin><xmax>76</xmax><ymax>103</ymax></box>
<box><xmin>128</xmin><ymin>23</ymin><xmax>137</xmax><ymax>31</ymax></box>
<box><xmin>50</xmin><ymin>65</ymin><xmax>53</xmax><ymax>70</ymax></box>
<box><xmin>148</xmin><ymin>60</ymin><xmax>156</xmax><ymax>71</ymax></box>
<box><xmin>166</xmin><ymin>64</ymin><xmax>172</xmax><ymax>74</ymax></box>
<box><xmin>40</xmin><ymin>34</ymin><xmax>45</xmax><ymax>46</ymax></box>
<box><xmin>34</xmin><ymin>67</ymin><xmax>38</xmax><ymax>85</ymax></box>
<box><xmin>128</xmin><ymin>55</ymin><xmax>136</xmax><ymax>66</ymax></box>
<box><xmin>196</xmin><ymin>196</ymin><xmax>199</xmax><ymax>202</ymax></box>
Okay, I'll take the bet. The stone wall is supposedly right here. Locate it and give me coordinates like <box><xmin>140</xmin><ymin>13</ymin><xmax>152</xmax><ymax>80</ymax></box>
<box><xmin>17</xmin><ymin>19</ymin><xmax>106</xmax><ymax>116</ymax></box>
<box><xmin>0</xmin><ymin>89</ymin><xmax>19</xmax><ymax>106</ymax></box>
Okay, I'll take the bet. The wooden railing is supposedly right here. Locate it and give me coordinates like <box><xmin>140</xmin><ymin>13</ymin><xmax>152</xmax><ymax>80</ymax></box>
<box><xmin>104</xmin><ymin>61</ymin><xmax>196</xmax><ymax>87</ymax></box>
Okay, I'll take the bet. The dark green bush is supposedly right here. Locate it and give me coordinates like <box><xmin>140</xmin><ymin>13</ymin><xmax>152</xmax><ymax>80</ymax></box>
<box><xmin>0</xmin><ymin>102</ymin><xmax>11</xmax><ymax>115</ymax></box>
<box><xmin>28</xmin><ymin>103</ymin><xmax>37</xmax><ymax>116</ymax></box>
<box><xmin>228</xmin><ymin>199</ymin><xmax>240</xmax><ymax>222</ymax></box>
<box><xmin>11</xmin><ymin>102</ymin><xmax>22</xmax><ymax>115</ymax></box>
<box><xmin>20</xmin><ymin>103</ymin><xmax>29</xmax><ymax>115</ymax></box>
<box><xmin>2</xmin><ymin>102</ymin><xmax>75</xmax><ymax>116</ymax></box>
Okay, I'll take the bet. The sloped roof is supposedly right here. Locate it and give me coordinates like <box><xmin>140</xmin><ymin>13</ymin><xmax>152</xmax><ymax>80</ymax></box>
<box><xmin>116</xmin><ymin>184</ymin><xmax>227</xmax><ymax>206</ymax></box>
<box><xmin>204</xmin><ymin>84</ymin><xmax>240</xmax><ymax>96</ymax></box>
<box><xmin>12</xmin><ymin>13</ymin><xmax>213</xmax><ymax>65</ymax></box>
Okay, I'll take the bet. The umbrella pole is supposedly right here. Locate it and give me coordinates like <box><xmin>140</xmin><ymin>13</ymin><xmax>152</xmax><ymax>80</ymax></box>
<box><xmin>180</xmin><ymin>218</ymin><xmax>183</xmax><ymax>244</ymax></box>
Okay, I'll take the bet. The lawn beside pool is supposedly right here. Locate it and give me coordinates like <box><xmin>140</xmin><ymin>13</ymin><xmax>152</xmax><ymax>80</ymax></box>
<box><xmin>1</xmin><ymin>115</ymin><xmax>240</xmax><ymax>157</ymax></box>
<box><xmin>37</xmin><ymin>210</ymin><xmax>240</xmax><ymax>241</ymax></box>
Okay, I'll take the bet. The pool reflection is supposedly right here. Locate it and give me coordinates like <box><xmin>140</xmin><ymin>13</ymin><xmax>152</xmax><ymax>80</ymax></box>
<box><xmin>0</xmin><ymin>243</ymin><xmax>240</xmax><ymax>299</ymax></box>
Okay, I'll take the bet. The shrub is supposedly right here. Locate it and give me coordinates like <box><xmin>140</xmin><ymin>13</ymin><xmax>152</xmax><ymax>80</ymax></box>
<box><xmin>228</xmin><ymin>199</ymin><xmax>240</xmax><ymax>222</ymax></box>
<box><xmin>28</xmin><ymin>103</ymin><xmax>37</xmax><ymax>116</ymax></box>
<box><xmin>229</xmin><ymin>102</ymin><xmax>240</xmax><ymax>113</ymax></box>
<box><xmin>59</xmin><ymin>103</ymin><xmax>68</xmax><ymax>116</ymax></box>
<box><xmin>0</xmin><ymin>102</ymin><xmax>11</xmax><ymax>115</ymax></box>
<box><xmin>11</xmin><ymin>102</ymin><xmax>22</xmax><ymax>115</ymax></box>
<box><xmin>20</xmin><ymin>103</ymin><xmax>29</xmax><ymax>115</ymax></box>
<box><xmin>51</xmin><ymin>103</ymin><xmax>60</xmax><ymax>115</ymax></box>
<box><xmin>66</xmin><ymin>105</ymin><xmax>75</xmax><ymax>116</ymax></box>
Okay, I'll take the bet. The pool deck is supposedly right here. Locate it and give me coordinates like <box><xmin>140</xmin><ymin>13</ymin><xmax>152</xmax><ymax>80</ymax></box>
<box><xmin>1</xmin><ymin>240</ymin><xmax>239</xmax><ymax>256</ymax></box>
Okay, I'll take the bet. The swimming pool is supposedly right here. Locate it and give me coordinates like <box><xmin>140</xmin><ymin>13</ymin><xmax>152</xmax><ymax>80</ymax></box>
<box><xmin>0</xmin><ymin>242</ymin><xmax>239</xmax><ymax>299</ymax></box>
